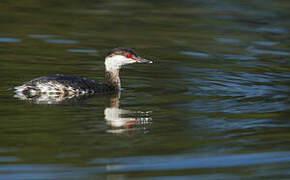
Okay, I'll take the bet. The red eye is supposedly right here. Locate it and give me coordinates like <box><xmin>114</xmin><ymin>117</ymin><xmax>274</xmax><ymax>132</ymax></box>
<box><xmin>126</xmin><ymin>53</ymin><xmax>131</xmax><ymax>58</ymax></box>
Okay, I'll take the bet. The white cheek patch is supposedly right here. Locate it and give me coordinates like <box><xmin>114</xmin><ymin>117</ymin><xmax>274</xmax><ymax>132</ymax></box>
<box><xmin>105</xmin><ymin>55</ymin><xmax>133</xmax><ymax>71</ymax></box>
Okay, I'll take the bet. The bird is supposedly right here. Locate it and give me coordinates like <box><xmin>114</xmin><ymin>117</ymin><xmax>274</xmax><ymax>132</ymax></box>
<box><xmin>14</xmin><ymin>47</ymin><xmax>152</xmax><ymax>97</ymax></box>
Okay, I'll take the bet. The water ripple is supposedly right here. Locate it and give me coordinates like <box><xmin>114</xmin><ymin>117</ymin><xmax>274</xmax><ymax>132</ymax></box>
<box><xmin>216</xmin><ymin>38</ymin><xmax>240</xmax><ymax>44</ymax></box>
<box><xmin>45</xmin><ymin>39</ymin><xmax>78</xmax><ymax>44</ymax></box>
<box><xmin>0</xmin><ymin>156</ymin><xmax>19</xmax><ymax>162</ymax></box>
<box><xmin>255</xmin><ymin>27</ymin><xmax>287</xmax><ymax>34</ymax></box>
<box><xmin>253</xmin><ymin>41</ymin><xmax>277</xmax><ymax>46</ymax></box>
<box><xmin>27</xmin><ymin>34</ymin><xmax>53</xmax><ymax>39</ymax></box>
<box><xmin>0</xmin><ymin>37</ymin><xmax>21</xmax><ymax>43</ymax></box>
<box><xmin>89</xmin><ymin>151</ymin><xmax>290</xmax><ymax>172</ymax></box>
<box><xmin>180</xmin><ymin>51</ymin><xmax>210</xmax><ymax>58</ymax></box>
<box><xmin>67</xmin><ymin>49</ymin><xmax>98</xmax><ymax>53</ymax></box>
<box><xmin>224</xmin><ymin>54</ymin><xmax>258</xmax><ymax>60</ymax></box>
<box><xmin>248</xmin><ymin>46</ymin><xmax>290</xmax><ymax>56</ymax></box>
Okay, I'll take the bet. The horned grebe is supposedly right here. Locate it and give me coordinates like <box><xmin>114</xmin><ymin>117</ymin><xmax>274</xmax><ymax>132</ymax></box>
<box><xmin>14</xmin><ymin>48</ymin><xmax>152</xmax><ymax>96</ymax></box>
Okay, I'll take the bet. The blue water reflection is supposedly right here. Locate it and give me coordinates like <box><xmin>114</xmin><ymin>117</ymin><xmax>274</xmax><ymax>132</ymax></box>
<box><xmin>248</xmin><ymin>46</ymin><xmax>290</xmax><ymax>56</ymax></box>
<box><xmin>90</xmin><ymin>151</ymin><xmax>290</xmax><ymax>171</ymax></box>
<box><xmin>27</xmin><ymin>34</ymin><xmax>53</xmax><ymax>39</ymax></box>
<box><xmin>180</xmin><ymin>51</ymin><xmax>210</xmax><ymax>58</ymax></box>
<box><xmin>67</xmin><ymin>49</ymin><xmax>98</xmax><ymax>53</ymax></box>
<box><xmin>253</xmin><ymin>41</ymin><xmax>277</xmax><ymax>46</ymax></box>
<box><xmin>224</xmin><ymin>54</ymin><xmax>257</xmax><ymax>60</ymax></box>
<box><xmin>216</xmin><ymin>38</ymin><xmax>240</xmax><ymax>44</ymax></box>
<box><xmin>45</xmin><ymin>39</ymin><xmax>78</xmax><ymax>44</ymax></box>
<box><xmin>0</xmin><ymin>37</ymin><xmax>21</xmax><ymax>43</ymax></box>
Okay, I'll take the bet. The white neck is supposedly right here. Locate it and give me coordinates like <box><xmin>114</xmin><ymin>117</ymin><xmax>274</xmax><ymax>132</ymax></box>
<box><xmin>104</xmin><ymin>56</ymin><xmax>122</xmax><ymax>89</ymax></box>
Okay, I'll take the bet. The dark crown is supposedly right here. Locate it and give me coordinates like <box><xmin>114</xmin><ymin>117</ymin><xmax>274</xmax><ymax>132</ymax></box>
<box><xmin>107</xmin><ymin>47</ymin><xmax>139</xmax><ymax>58</ymax></box>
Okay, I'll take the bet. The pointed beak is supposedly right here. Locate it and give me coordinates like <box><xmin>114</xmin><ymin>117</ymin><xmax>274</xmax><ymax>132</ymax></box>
<box><xmin>136</xmin><ymin>58</ymin><xmax>153</xmax><ymax>64</ymax></box>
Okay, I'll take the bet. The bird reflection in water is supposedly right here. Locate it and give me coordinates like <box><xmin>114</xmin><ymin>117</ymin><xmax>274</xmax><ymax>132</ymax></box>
<box><xmin>104</xmin><ymin>92</ymin><xmax>151</xmax><ymax>135</ymax></box>
<box><xmin>14</xmin><ymin>92</ymin><xmax>152</xmax><ymax>135</ymax></box>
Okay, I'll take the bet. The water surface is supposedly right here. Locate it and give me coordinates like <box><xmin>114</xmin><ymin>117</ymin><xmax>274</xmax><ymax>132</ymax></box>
<box><xmin>0</xmin><ymin>0</ymin><xmax>290</xmax><ymax>179</ymax></box>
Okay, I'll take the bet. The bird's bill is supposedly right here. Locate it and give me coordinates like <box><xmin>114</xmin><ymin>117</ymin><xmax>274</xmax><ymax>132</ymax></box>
<box><xmin>136</xmin><ymin>58</ymin><xmax>153</xmax><ymax>64</ymax></box>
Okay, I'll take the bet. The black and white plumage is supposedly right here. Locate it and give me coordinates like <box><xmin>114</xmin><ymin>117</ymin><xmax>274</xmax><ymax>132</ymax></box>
<box><xmin>14</xmin><ymin>48</ymin><xmax>152</xmax><ymax>97</ymax></box>
<box><xmin>14</xmin><ymin>74</ymin><xmax>111</xmax><ymax>96</ymax></box>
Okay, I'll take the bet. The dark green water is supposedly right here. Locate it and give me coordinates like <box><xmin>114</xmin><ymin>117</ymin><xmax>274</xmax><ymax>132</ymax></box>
<box><xmin>1</xmin><ymin>0</ymin><xmax>290</xmax><ymax>179</ymax></box>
